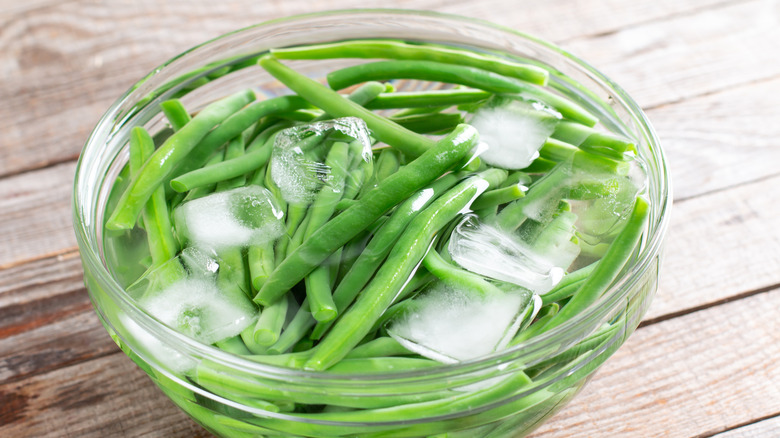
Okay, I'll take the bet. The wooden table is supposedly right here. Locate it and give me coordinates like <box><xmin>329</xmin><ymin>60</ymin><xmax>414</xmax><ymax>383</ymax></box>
<box><xmin>2</xmin><ymin>0</ymin><xmax>779</xmax><ymax>436</ymax></box>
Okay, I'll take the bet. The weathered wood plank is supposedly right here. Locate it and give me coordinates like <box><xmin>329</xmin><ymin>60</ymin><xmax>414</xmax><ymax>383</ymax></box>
<box><xmin>646</xmin><ymin>75</ymin><xmax>780</xmax><ymax>201</ymax></box>
<box><xmin>562</xmin><ymin>0</ymin><xmax>780</xmax><ymax>109</ymax></box>
<box><xmin>531</xmin><ymin>287</ymin><xmax>780</xmax><ymax>437</ymax></box>
<box><xmin>0</xmin><ymin>161</ymin><xmax>77</xmax><ymax>268</ymax></box>
<box><xmin>0</xmin><ymin>0</ymin><xmax>742</xmax><ymax>178</ymax></box>
<box><xmin>0</xmin><ymin>351</ymin><xmax>209</xmax><ymax>437</ymax></box>
<box><xmin>712</xmin><ymin>415</ymin><xmax>780</xmax><ymax>437</ymax></box>
<box><xmin>648</xmin><ymin>172</ymin><xmax>780</xmax><ymax>321</ymax></box>
<box><xmin>0</xmin><ymin>252</ymin><xmax>120</xmax><ymax>384</ymax></box>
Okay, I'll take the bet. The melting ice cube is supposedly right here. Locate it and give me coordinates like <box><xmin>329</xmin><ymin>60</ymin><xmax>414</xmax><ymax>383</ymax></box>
<box><xmin>270</xmin><ymin>117</ymin><xmax>372</xmax><ymax>205</ymax></box>
<box><xmin>387</xmin><ymin>281</ymin><xmax>531</xmax><ymax>363</ymax></box>
<box><xmin>173</xmin><ymin>185</ymin><xmax>285</xmax><ymax>250</ymax></box>
<box><xmin>448</xmin><ymin>216</ymin><xmax>565</xmax><ymax>294</ymax></box>
<box><xmin>469</xmin><ymin>97</ymin><xmax>561</xmax><ymax>170</ymax></box>
<box><xmin>126</xmin><ymin>248</ymin><xmax>258</xmax><ymax>346</ymax></box>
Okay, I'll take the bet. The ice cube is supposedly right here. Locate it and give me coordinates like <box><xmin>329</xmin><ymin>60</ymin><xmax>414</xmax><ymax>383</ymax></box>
<box><xmin>137</xmin><ymin>277</ymin><xmax>257</xmax><ymax>345</ymax></box>
<box><xmin>575</xmin><ymin>160</ymin><xmax>648</xmax><ymax>239</ymax></box>
<box><xmin>469</xmin><ymin>97</ymin><xmax>561</xmax><ymax>170</ymax></box>
<box><xmin>173</xmin><ymin>185</ymin><xmax>285</xmax><ymax>250</ymax></box>
<box><xmin>126</xmin><ymin>248</ymin><xmax>258</xmax><ymax>346</ymax></box>
<box><xmin>387</xmin><ymin>281</ymin><xmax>531</xmax><ymax>363</ymax></box>
<box><xmin>270</xmin><ymin>117</ymin><xmax>372</xmax><ymax>204</ymax></box>
<box><xmin>448</xmin><ymin>216</ymin><xmax>565</xmax><ymax>294</ymax></box>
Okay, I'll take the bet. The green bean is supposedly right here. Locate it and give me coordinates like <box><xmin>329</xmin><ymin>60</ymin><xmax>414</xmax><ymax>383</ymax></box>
<box><xmin>373</xmin><ymin>147</ymin><xmax>402</xmax><ymax>185</ymax></box>
<box><xmin>310</xmin><ymin>172</ymin><xmax>461</xmax><ymax>340</ymax></box>
<box><xmin>390</xmin><ymin>112</ymin><xmax>464</xmax><ymax>134</ymax></box>
<box><xmin>305</xmin><ymin>169</ymin><xmax>504</xmax><ymax>371</ymax></box>
<box><xmin>542</xmin><ymin>196</ymin><xmax>650</xmax><ymax>331</ymax></box>
<box><xmin>159</xmin><ymin>98</ymin><xmax>191</xmax><ymax>131</ymax></box>
<box><xmin>252</xmin><ymin>293</ymin><xmax>290</xmax><ymax>346</ymax></box>
<box><xmin>470</xmin><ymin>183</ymin><xmax>526</xmax><ymax>210</ymax></box>
<box><xmin>541</xmin><ymin>261</ymin><xmax>598</xmax><ymax>305</ymax></box>
<box><xmin>422</xmin><ymin>248</ymin><xmax>505</xmax><ymax>297</ymax></box>
<box><xmin>290</xmin><ymin>371</ymin><xmax>531</xmax><ymax>422</ymax></box>
<box><xmin>326</xmin><ymin>60</ymin><xmax>597</xmax><ymax>126</ymax></box>
<box><xmin>345</xmin><ymin>336</ymin><xmax>411</xmax><ymax>359</ymax></box>
<box><xmin>240</xmin><ymin>325</ymin><xmax>269</xmax><ymax>355</ymax></box>
<box><xmin>214</xmin><ymin>335</ymin><xmax>252</xmax><ymax>356</ymax></box>
<box><xmin>267</xmin><ymin>298</ymin><xmax>315</xmax><ymax>355</ymax></box>
<box><xmin>258</xmin><ymin>55</ymin><xmax>436</xmax><ymax>157</ymax></box>
<box><xmin>170</xmin><ymin>136</ymin><xmax>274</xmax><ymax>192</ymax></box>
<box><xmin>215</xmin><ymin>134</ymin><xmax>247</xmax><ymax>191</ymax></box>
<box><xmin>271</xmin><ymin>39</ymin><xmax>549</xmax><ymax>85</ymax></box>
<box><xmin>179</xmin><ymin>151</ymin><xmax>225</xmax><ymax>203</ymax></box>
<box><xmin>247</xmin><ymin>241</ymin><xmax>275</xmax><ymax>291</ymax></box>
<box><xmin>254</xmin><ymin>124</ymin><xmax>480</xmax><ymax>307</ymax></box>
<box><xmin>508</xmin><ymin>303</ymin><xmax>559</xmax><ymax>346</ymax></box>
<box><xmin>171</xmin><ymin>95</ymin><xmax>311</xmax><ymax>179</ymax></box>
<box><xmin>365</xmin><ymin>89</ymin><xmax>492</xmax><ymax>109</ymax></box>
<box><xmin>106</xmin><ymin>89</ymin><xmax>256</xmax><ymax>230</ymax></box>
<box><xmin>552</xmin><ymin>120</ymin><xmax>635</xmax><ymax>158</ymax></box>
<box><xmin>500</xmin><ymin>171</ymin><xmax>533</xmax><ymax>188</ymax></box>
<box><xmin>128</xmin><ymin>127</ymin><xmax>178</xmax><ymax>264</ymax></box>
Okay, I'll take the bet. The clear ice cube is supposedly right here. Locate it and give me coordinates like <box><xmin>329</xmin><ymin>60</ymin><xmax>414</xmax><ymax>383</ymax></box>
<box><xmin>126</xmin><ymin>248</ymin><xmax>258</xmax><ymax>346</ymax></box>
<box><xmin>469</xmin><ymin>97</ymin><xmax>561</xmax><ymax>170</ymax></box>
<box><xmin>173</xmin><ymin>185</ymin><xmax>285</xmax><ymax>250</ymax></box>
<box><xmin>270</xmin><ymin>117</ymin><xmax>372</xmax><ymax>205</ymax></box>
<box><xmin>448</xmin><ymin>216</ymin><xmax>565</xmax><ymax>294</ymax></box>
<box><xmin>387</xmin><ymin>281</ymin><xmax>531</xmax><ymax>363</ymax></box>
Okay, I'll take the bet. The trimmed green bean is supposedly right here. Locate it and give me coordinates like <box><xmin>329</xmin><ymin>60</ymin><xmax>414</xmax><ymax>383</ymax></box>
<box><xmin>171</xmin><ymin>95</ymin><xmax>311</xmax><ymax>179</ymax></box>
<box><xmin>271</xmin><ymin>39</ymin><xmax>549</xmax><ymax>85</ymax></box>
<box><xmin>253</xmin><ymin>293</ymin><xmax>290</xmax><ymax>346</ymax></box>
<box><xmin>259</xmin><ymin>55</ymin><xmax>436</xmax><ymax>157</ymax></box>
<box><xmin>542</xmin><ymin>196</ymin><xmax>650</xmax><ymax>331</ymax></box>
<box><xmin>305</xmin><ymin>169</ymin><xmax>504</xmax><ymax>370</ymax></box>
<box><xmin>311</xmin><ymin>172</ymin><xmax>461</xmax><ymax>340</ymax></box>
<box><xmin>470</xmin><ymin>183</ymin><xmax>526</xmax><ymax>210</ymax></box>
<box><xmin>107</xmin><ymin>89</ymin><xmax>256</xmax><ymax>230</ymax></box>
<box><xmin>254</xmin><ymin>124</ymin><xmax>480</xmax><ymax>307</ymax></box>
<box><xmin>129</xmin><ymin>127</ymin><xmax>178</xmax><ymax>264</ymax></box>
<box><xmin>160</xmin><ymin>99</ymin><xmax>192</xmax><ymax>131</ymax></box>
<box><xmin>326</xmin><ymin>60</ymin><xmax>598</xmax><ymax>126</ymax></box>
<box><xmin>365</xmin><ymin>89</ymin><xmax>492</xmax><ymax>109</ymax></box>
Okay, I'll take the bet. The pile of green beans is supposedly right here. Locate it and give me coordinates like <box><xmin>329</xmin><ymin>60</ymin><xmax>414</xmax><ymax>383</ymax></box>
<box><xmin>105</xmin><ymin>39</ymin><xmax>651</xmax><ymax>437</ymax></box>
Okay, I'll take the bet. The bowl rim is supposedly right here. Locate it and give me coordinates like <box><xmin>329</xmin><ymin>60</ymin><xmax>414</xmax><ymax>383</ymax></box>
<box><xmin>73</xmin><ymin>8</ymin><xmax>672</xmax><ymax>382</ymax></box>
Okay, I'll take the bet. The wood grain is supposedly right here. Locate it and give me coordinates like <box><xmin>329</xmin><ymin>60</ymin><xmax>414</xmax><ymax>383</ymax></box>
<box><xmin>648</xmin><ymin>172</ymin><xmax>780</xmax><ymax>321</ymax></box>
<box><xmin>0</xmin><ymin>0</ymin><xmax>747</xmax><ymax>178</ymax></box>
<box><xmin>646</xmin><ymin>75</ymin><xmax>780</xmax><ymax>201</ymax></box>
<box><xmin>562</xmin><ymin>0</ymin><xmax>780</xmax><ymax>109</ymax></box>
<box><xmin>0</xmin><ymin>351</ymin><xmax>208</xmax><ymax>437</ymax></box>
<box><xmin>531</xmin><ymin>287</ymin><xmax>780</xmax><ymax>437</ymax></box>
<box><xmin>0</xmin><ymin>162</ymin><xmax>77</xmax><ymax>268</ymax></box>
<box><xmin>712</xmin><ymin>415</ymin><xmax>780</xmax><ymax>437</ymax></box>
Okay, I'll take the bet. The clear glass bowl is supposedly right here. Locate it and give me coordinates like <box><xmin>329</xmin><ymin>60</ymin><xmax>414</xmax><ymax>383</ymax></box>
<box><xmin>73</xmin><ymin>9</ymin><xmax>671</xmax><ymax>438</ymax></box>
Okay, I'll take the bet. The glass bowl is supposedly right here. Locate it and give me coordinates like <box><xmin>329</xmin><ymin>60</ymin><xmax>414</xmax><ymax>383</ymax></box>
<box><xmin>73</xmin><ymin>9</ymin><xmax>671</xmax><ymax>438</ymax></box>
